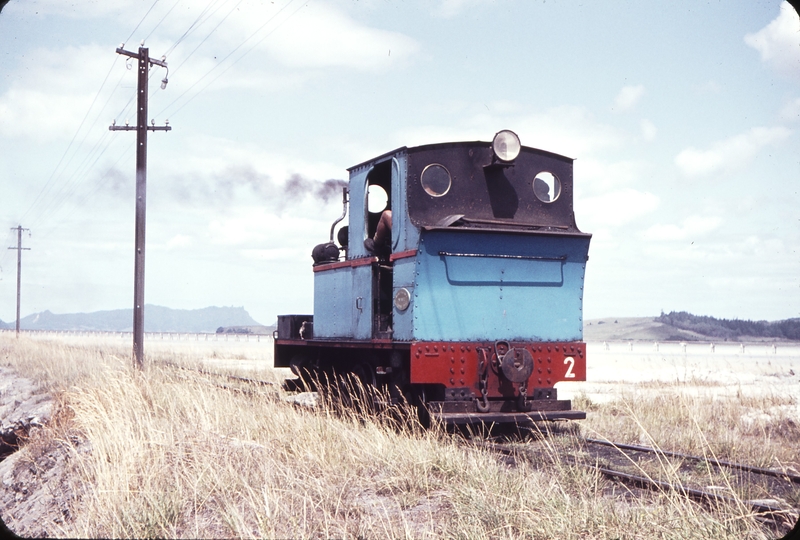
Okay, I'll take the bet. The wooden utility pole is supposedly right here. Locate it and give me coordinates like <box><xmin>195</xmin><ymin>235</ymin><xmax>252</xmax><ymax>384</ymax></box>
<box><xmin>7</xmin><ymin>226</ymin><xmax>30</xmax><ymax>338</ymax></box>
<box><xmin>109</xmin><ymin>43</ymin><xmax>171</xmax><ymax>369</ymax></box>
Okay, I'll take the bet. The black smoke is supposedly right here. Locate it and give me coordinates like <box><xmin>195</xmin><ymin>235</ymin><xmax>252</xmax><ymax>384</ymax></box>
<box><xmin>199</xmin><ymin>168</ymin><xmax>347</xmax><ymax>209</ymax></box>
<box><xmin>284</xmin><ymin>175</ymin><xmax>347</xmax><ymax>203</ymax></box>
<box><xmin>104</xmin><ymin>165</ymin><xmax>348</xmax><ymax>212</ymax></box>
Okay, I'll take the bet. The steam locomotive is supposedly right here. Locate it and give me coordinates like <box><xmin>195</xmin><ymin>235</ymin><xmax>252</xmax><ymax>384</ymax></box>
<box><xmin>275</xmin><ymin>130</ymin><xmax>590</xmax><ymax>425</ymax></box>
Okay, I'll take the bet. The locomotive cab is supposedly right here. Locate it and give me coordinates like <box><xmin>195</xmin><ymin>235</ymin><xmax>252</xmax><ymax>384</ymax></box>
<box><xmin>276</xmin><ymin>130</ymin><xmax>591</xmax><ymax>425</ymax></box>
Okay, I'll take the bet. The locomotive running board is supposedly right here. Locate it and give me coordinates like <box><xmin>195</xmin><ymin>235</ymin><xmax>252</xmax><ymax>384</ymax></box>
<box><xmin>432</xmin><ymin>410</ymin><xmax>586</xmax><ymax>425</ymax></box>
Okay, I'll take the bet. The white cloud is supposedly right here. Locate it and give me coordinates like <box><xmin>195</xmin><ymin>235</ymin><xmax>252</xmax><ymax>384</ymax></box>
<box><xmin>574</xmin><ymin>159</ymin><xmax>647</xmax><ymax>194</ymax></box>
<box><xmin>612</xmin><ymin>84</ymin><xmax>645</xmax><ymax>112</ymax></box>
<box><xmin>208</xmin><ymin>210</ymin><xmax>324</xmax><ymax>247</ymax></box>
<box><xmin>519</xmin><ymin>106</ymin><xmax>625</xmax><ymax>156</ymax></box>
<box><xmin>575</xmin><ymin>188</ymin><xmax>659</xmax><ymax>228</ymax></box>
<box><xmin>696</xmin><ymin>80</ymin><xmax>722</xmax><ymax>95</ymax></box>
<box><xmin>642</xmin><ymin>216</ymin><xmax>722</xmax><ymax>241</ymax></box>
<box><xmin>241</xmin><ymin>247</ymin><xmax>307</xmax><ymax>261</ymax></box>
<box><xmin>4</xmin><ymin>0</ymin><xmax>139</xmax><ymax>19</ymax></box>
<box><xmin>674</xmin><ymin>126</ymin><xmax>792</xmax><ymax>177</ymax></box>
<box><xmin>640</xmin><ymin>119</ymin><xmax>657</xmax><ymax>141</ymax></box>
<box><xmin>156</xmin><ymin>133</ymin><xmax>345</xmax><ymax>188</ymax></box>
<box><xmin>395</xmin><ymin>104</ymin><xmax>625</xmax><ymax>158</ymax></box>
<box><xmin>434</xmin><ymin>0</ymin><xmax>496</xmax><ymax>18</ymax></box>
<box><xmin>144</xmin><ymin>2</ymin><xmax>420</xmax><ymax>73</ymax></box>
<box><xmin>0</xmin><ymin>40</ymin><xmax>296</xmax><ymax>145</ymax></box>
<box><xmin>780</xmin><ymin>97</ymin><xmax>800</xmax><ymax>122</ymax></box>
<box><xmin>0</xmin><ymin>45</ymin><xmax>119</xmax><ymax>142</ymax></box>
<box><xmin>263</xmin><ymin>3</ymin><xmax>420</xmax><ymax>71</ymax></box>
<box><xmin>0</xmin><ymin>88</ymin><xmax>96</xmax><ymax>143</ymax></box>
<box><xmin>165</xmin><ymin>235</ymin><xmax>194</xmax><ymax>250</ymax></box>
<box><xmin>163</xmin><ymin>2</ymin><xmax>420</xmax><ymax>72</ymax></box>
<box><xmin>744</xmin><ymin>2</ymin><xmax>800</xmax><ymax>79</ymax></box>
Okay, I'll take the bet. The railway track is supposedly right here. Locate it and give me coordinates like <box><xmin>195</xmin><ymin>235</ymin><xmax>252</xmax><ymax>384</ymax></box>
<box><xmin>585</xmin><ymin>437</ymin><xmax>800</xmax><ymax>484</ymax></box>
<box><xmin>160</xmin><ymin>361</ymin><xmax>278</xmax><ymax>396</ymax></box>
<box><xmin>158</xmin><ymin>367</ymin><xmax>799</xmax><ymax>533</ymax></box>
<box><xmin>475</xmin><ymin>435</ymin><xmax>800</xmax><ymax>533</ymax></box>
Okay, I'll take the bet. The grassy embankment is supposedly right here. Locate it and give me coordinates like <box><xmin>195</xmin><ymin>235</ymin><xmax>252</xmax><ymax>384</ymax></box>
<box><xmin>1</xmin><ymin>334</ymin><xmax>798</xmax><ymax>538</ymax></box>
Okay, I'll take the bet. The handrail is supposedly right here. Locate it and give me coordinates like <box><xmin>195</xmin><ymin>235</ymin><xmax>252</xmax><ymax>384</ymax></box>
<box><xmin>438</xmin><ymin>251</ymin><xmax>566</xmax><ymax>261</ymax></box>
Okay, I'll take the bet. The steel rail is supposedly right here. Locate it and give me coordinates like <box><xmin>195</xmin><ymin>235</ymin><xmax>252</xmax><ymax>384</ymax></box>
<box><xmin>593</xmin><ymin>465</ymin><xmax>788</xmax><ymax>516</ymax></box>
<box><xmin>167</xmin><ymin>369</ymin><xmax>278</xmax><ymax>399</ymax></box>
<box><xmin>473</xmin><ymin>441</ymin><xmax>797</xmax><ymax>528</ymax></box>
<box><xmin>585</xmin><ymin>438</ymin><xmax>800</xmax><ymax>484</ymax></box>
<box><xmin>160</xmin><ymin>361</ymin><xmax>275</xmax><ymax>387</ymax></box>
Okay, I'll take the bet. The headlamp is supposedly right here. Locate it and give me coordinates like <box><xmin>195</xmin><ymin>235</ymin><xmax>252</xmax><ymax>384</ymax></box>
<box><xmin>394</xmin><ymin>288</ymin><xmax>411</xmax><ymax>311</ymax></box>
<box><xmin>491</xmin><ymin>130</ymin><xmax>521</xmax><ymax>162</ymax></box>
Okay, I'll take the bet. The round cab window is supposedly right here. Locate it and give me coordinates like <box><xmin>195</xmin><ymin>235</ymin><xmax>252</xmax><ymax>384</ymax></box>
<box><xmin>533</xmin><ymin>172</ymin><xmax>561</xmax><ymax>203</ymax></box>
<box><xmin>420</xmin><ymin>163</ymin><xmax>452</xmax><ymax>197</ymax></box>
<box><xmin>367</xmin><ymin>184</ymin><xmax>388</xmax><ymax>213</ymax></box>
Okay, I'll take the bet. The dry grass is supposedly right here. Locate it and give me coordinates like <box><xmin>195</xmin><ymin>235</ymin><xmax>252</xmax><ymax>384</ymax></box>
<box><xmin>575</xmin><ymin>390</ymin><xmax>800</xmax><ymax>471</ymax></box>
<box><xmin>1</xmin><ymin>334</ymin><xmax>796</xmax><ymax>538</ymax></box>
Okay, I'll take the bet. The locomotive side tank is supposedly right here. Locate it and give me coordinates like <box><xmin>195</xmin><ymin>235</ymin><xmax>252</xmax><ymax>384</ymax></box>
<box><xmin>275</xmin><ymin>130</ymin><xmax>591</xmax><ymax>425</ymax></box>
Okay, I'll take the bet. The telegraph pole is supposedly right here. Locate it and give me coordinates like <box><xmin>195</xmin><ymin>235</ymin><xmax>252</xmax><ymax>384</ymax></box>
<box><xmin>7</xmin><ymin>226</ymin><xmax>30</xmax><ymax>338</ymax></box>
<box><xmin>109</xmin><ymin>43</ymin><xmax>171</xmax><ymax>369</ymax></box>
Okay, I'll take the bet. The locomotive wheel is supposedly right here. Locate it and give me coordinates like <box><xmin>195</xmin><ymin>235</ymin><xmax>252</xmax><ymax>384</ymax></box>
<box><xmin>351</xmin><ymin>362</ymin><xmax>380</xmax><ymax>413</ymax></box>
<box><xmin>401</xmin><ymin>386</ymin><xmax>431</xmax><ymax>429</ymax></box>
<box><xmin>328</xmin><ymin>362</ymin><xmax>378</xmax><ymax>414</ymax></box>
<box><xmin>351</xmin><ymin>362</ymin><xmax>377</xmax><ymax>388</ymax></box>
<box><xmin>288</xmin><ymin>353</ymin><xmax>318</xmax><ymax>391</ymax></box>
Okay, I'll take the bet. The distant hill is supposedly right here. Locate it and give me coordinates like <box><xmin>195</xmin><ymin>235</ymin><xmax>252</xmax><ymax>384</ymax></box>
<box><xmin>16</xmin><ymin>305</ymin><xmax>261</xmax><ymax>333</ymax></box>
<box><xmin>655</xmin><ymin>311</ymin><xmax>800</xmax><ymax>341</ymax></box>
<box><xmin>584</xmin><ymin>317</ymin><xmax>704</xmax><ymax>342</ymax></box>
<box><xmin>0</xmin><ymin>319</ymin><xmax>9</xmax><ymax>330</ymax></box>
<box><xmin>585</xmin><ymin>313</ymin><xmax>800</xmax><ymax>342</ymax></box>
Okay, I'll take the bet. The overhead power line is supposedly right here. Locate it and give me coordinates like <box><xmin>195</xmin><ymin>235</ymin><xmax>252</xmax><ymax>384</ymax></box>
<box><xmin>156</xmin><ymin>0</ymin><xmax>309</xmax><ymax>120</ymax></box>
<box><xmin>19</xmin><ymin>54</ymin><xmax>122</xmax><ymax>227</ymax></box>
<box><xmin>17</xmin><ymin>0</ymin><xmax>310</xmax><ymax>248</ymax></box>
<box><xmin>124</xmin><ymin>0</ymin><xmax>162</xmax><ymax>46</ymax></box>
<box><xmin>162</xmin><ymin>0</ymin><xmax>224</xmax><ymax>58</ymax></box>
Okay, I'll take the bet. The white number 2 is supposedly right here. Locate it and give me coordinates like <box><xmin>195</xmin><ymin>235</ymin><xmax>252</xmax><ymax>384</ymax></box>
<box><xmin>564</xmin><ymin>356</ymin><xmax>576</xmax><ymax>378</ymax></box>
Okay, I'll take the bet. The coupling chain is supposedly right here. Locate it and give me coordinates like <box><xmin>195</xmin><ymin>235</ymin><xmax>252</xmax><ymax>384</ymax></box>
<box><xmin>518</xmin><ymin>381</ymin><xmax>530</xmax><ymax>412</ymax></box>
<box><xmin>476</xmin><ymin>348</ymin><xmax>490</xmax><ymax>413</ymax></box>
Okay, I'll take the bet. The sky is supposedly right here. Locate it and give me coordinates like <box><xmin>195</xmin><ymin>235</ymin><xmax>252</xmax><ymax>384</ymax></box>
<box><xmin>0</xmin><ymin>0</ymin><xmax>798</xmax><ymax>326</ymax></box>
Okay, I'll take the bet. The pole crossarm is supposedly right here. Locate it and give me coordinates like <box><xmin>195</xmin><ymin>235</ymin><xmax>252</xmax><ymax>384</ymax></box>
<box><xmin>115</xmin><ymin>47</ymin><xmax>167</xmax><ymax>68</ymax></box>
<box><xmin>7</xmin><ymin>226</ymin><xmax>31</xmax><ymax>251</ymax></box>
<box><xmin>109</xmin><ymin>125</ymin><xmax>172</xmax><ymax>131</ymax></box>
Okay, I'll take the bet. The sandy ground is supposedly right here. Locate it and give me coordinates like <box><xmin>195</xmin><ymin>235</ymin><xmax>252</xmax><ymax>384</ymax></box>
<box><xmin>558</xmin><ymin>341</ymin><xmax>800</xmax><ymax>404</ymax></box>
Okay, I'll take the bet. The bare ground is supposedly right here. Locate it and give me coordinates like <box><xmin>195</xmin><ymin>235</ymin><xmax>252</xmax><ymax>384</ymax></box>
<box><xmin>0</xmin><ymin>365</ymin><xmax>76</xmax><ymax>537</ymax></box>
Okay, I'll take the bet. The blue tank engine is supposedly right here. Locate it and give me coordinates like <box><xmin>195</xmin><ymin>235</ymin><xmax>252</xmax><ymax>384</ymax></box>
<box><xmin>275</xmin><ymin>130</ymin><xmax>591</xmax><ymax>424</ymax></box>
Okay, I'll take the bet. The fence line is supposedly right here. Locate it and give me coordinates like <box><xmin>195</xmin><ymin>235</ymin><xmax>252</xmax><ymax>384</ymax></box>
<box><xmin>0</xmin><ymin>329</ymin><xmax>273</xmax><ymax>343</ymax></box>
<box><xmin>1</xmin><ymin>329</ymin><xmax>797</xmax><ymax>356</ymax></box>
<box><xmin>591</xmin><ymin>340</ymin><xmax>797</xmax><ymax>356</ymax></box>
